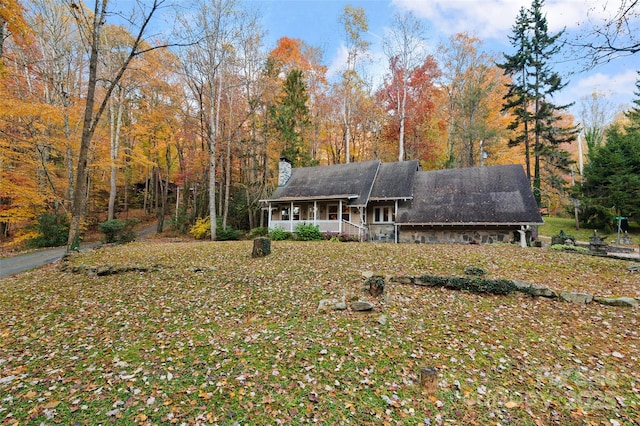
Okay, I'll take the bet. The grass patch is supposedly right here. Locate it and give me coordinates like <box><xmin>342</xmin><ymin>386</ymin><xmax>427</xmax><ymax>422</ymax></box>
<box><xmin>540</xmin><ymin>216</ymin><xmax>640</xmax><ymax>243</ymax></box>
<box><xmin>1</xmin><ymin>241</ymin><xmax>639</xmax><ymax>424</ymax></box>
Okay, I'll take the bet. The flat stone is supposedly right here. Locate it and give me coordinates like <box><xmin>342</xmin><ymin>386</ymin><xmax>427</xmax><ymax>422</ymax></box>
<box><xmin>560</xmin><ymin>292</ymin><xmax>593</xmax><ymax>304</ymax></box>
<box><xmin>377</xmin><ymin>315</ymin><xmax>387</xmax><ymax>325</ymax></box>
<box><xmin>594</xmin><ymin>297</ymin><xmax>639</xmax><ymax>308</ymax></box>
<box><xmin>412</xmin><ymin>276</ymin><xmax>438</xmax><ymax>286</ymax></box>
<box><xmin>390</xmin><ymin>276</ymin><xmax>413</xmax><ymax>284</ymax></box>
<box><xmin>512</xmin><ymin>280</ymin><xmax>532</xmax><ymax>292</ymax></box>
<box><xmin>351</xmin><ymin>300</ymin><xmax>374</xmax><ymax>311</ymax></box>
<box><xmin>318</xmin><ymin>299</ymin><xmax>340</xmax><ymax>312</ymax></box>
<box><xmin>528</xmin><ymin>284</ymin><xmax>558</xmax><ymax>298</ymax></box>
<box><xmin>362</xmin><ymin>270</ymin><xmax>375</xmax><ymax>279</ymax></box>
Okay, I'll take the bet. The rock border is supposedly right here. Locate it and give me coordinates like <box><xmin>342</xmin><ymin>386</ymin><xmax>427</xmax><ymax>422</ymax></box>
<box><xmin>389</xmin><ymin>275</ymin><xmax>639</xmax><ymax>308</ymax></box>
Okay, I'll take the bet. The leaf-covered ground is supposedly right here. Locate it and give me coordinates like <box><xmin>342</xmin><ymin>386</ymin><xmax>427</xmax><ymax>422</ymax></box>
<box><xmin>1</xmin><ymin>241</ymin><xmax>638</xmax><ymax>425</ymax></box>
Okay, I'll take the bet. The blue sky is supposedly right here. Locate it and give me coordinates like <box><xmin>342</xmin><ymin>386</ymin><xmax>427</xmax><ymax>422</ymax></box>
<box><xmin>247</xmin><ymin>0</ymin><xmax>639</xmax><ymax>121</ymax></box>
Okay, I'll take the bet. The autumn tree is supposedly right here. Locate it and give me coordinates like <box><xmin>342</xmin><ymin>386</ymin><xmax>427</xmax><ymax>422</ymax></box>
<box><xmin>0</xmin><ymin>0</ymin><xmax>30</xmax><ymax>62</ymax></box>
<box><xmin>439</xmin><ymin>33</ymin><xmax>510</xmax><ymax>168</ymax></box>
<box><xmin>339</xmin><ymin>5</ymin><xmax>369</xmax><ymax>163</ymax></box>
<box><xmin>65</xmin><ymin>0</ymin><xmax>172</xmax><ymax>251</ymax></box>
<box><xmin>382</xmin><ymin>11</ymin><xmax>428</xmax><ymax>162</ymax></box>
<box><xmin>377</xmin><ymin>56</ymin><xmax>443</xmax><ymax>167</ymax></box>
<box><xmin>499</xmin><ymin>0</ymin><xmax>577</xmax><ymax>204</ymax></box>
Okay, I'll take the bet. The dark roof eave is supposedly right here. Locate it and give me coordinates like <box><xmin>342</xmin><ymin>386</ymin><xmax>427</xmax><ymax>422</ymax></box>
<box><xmin>396</xmin><ymin>221</ymin><xmax>544</xmax><ymax>226</ymax></box>
<box><xmin>369</xmin><ymin>197</ymin><xmax>413</xmax><ymax>201</ymax></box>
<box><xmin>265</xmin><ymin>194</ymin><xmax>359</xmax><ymax>202</ymax></box>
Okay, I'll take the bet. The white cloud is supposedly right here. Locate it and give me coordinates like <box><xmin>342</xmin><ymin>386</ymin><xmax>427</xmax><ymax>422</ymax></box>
<box><xmin>390</xmin><ymin>0</ymin><xmax>630</xmax><ymax>42</ymax></box>
<box><xmin>571</xmin><ymin>69</ymin><xmax>637</xmax><ymax>102</ymax></box>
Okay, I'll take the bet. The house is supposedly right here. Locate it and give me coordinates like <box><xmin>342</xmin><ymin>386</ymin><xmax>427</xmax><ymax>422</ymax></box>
<box><xmin>264</xmin><ymin>158</ymin><xmax>543</xmax><ymax>244</ymax></box>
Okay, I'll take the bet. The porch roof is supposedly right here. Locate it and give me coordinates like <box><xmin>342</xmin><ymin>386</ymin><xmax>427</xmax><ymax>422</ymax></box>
<box><xmin>266</xmin><ymin>160</ymin><xmax>380</xmax><ymax>206</ymax></box>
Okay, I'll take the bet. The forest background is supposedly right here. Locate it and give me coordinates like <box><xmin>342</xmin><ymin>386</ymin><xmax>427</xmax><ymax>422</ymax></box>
<box><xmin>1</xmin><ymin>0</ymin><xmax>639</xmax><ymax>250</ymax></box>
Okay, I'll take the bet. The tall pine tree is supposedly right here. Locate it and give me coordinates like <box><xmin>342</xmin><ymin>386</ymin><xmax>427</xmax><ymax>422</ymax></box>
<box><xmin>269</xmin><ymin>68</ymin><xmax>312</xmax><ymax>167</ymax></box>
<box><xmin>499</xmin><ymin>0</ymin><xmax>577</xmax><ymax>204</ymax></box>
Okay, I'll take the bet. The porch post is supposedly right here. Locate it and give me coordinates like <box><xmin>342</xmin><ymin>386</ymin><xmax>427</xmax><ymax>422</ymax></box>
<box><xmin>339</xmin><ymin>199</ymin><xmax>343</xmax><ymax>233</ymax></box>
<box><xmin>290</xmin><ymin>201</ymin><xmax>294</xmax><ymax>232</ymax></box>
<box><xmin>394</xmin><ymin>200</ymin><xmax>399</xmax><ymax>244</ymax></box>
<box><xmin>268</xmin><ymin>203</ymin><xmax>272</xmax><ymax>229</ymax></box>
<box><xmin>314</xmin><ymin>201</ymin><xmax>317</xmax><ymax>226</ymax></box>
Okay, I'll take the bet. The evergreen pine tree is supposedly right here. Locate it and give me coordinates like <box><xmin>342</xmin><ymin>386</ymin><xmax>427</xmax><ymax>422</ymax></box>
<box><xmin>499</xmin><ymin>0</ymin><xmax>578</xmax><ymax>204</ymax></box>
<box><xmin>269</xmin><ymin>68</ymin><xmax>312</xmax><ymax>167</ymax></box>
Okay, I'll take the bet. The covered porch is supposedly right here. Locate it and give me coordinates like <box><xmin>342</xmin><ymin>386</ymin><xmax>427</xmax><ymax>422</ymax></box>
<box><xmin>267</xmin><ymin>198</ymin><xmax>366</xmax><ymax>239</ymax></box>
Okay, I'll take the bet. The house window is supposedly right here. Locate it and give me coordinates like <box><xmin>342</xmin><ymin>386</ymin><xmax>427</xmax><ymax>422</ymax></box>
<box><xmin>342</xmin><ymin>205</ymin><xmax>350</xmax><ymax>222</ymax></box>
<box><xmin>293</xmin><ymin>206</ymin><xmax>301</xmax><ymax>220</ymax></box>
<box><xmin>281</xmin><ymin>207</ymin><xmax>290</xmax><ymax>221</ymax></box>
<box><xmin>374</xmin><ymin>206</ymin><xmax>394</xmax><ymax>223</ymax></box>
<box><xmin>328</xmin><ymin>204</ymin><xmax>338</xmax><ymax>220</ymax></box>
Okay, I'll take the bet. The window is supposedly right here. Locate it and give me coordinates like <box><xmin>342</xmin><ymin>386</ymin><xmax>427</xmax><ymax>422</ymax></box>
<box><xmin>374</xmin><ymin>206</ymin><xmax>394</xmax><ymax>223</ymax></box>
<box><xmin>342</xmin><ymin>205</ymin><xmax>350</xmax><ymax>222</ymax></box>
<box><xmin>328</xmin><ymin>204</ymin><xmax>338</xmax><ymax>220</ymax></box>
<box><xmin>293</xmin><ymin>206</ymin><xmax>300</xmax><ymax>221</ymax></box>
<box><xmin>281</xmin><ymin>207</ymin><xmax>290</xmax><ymax>221</ymax></box>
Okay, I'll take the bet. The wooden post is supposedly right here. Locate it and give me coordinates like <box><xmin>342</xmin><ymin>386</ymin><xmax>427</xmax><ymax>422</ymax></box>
<box><xmin>252</xmin><ymin>237</ymin><xmax>271</xmax><ymax>258</ymax></box>
<box><xmin>419</xmin><ymin>367</ymin><xmax>438</xmax><ymax>394</ymax></box>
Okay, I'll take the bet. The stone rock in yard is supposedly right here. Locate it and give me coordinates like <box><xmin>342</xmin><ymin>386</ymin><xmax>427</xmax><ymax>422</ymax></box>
<box><xmin>351</xmin><ymin>300</ymin><xmax>374</xmax><ymax>311</ymax></box>
<box><xmin>560</xmin><ymin>292</ymin><xmax>593</xmax><ymax>304</ymax></box>
<box><xmin>594</xmin><ymin>297</ymin><xmax>639</xmax><ymax>308</ymax></box>
<box><xmin>318</xmin><ymin>299</ymin><xmax>343</xmax><ymax>312</ymax></box>
<box><xmin>362</xmin><ymin>270</ymin><xmax>375</xmax><ymax>279</ymax></box>
<box><xmin>512</xmin><ymin>280</ymin><xmax>532</xmax><ymax>292</ymax></box>
<box><xmin>528</xmin><ymin>284</ymin><xmax>558</xmax><ymax>298</ymax></box>
<box><xmin>390</xmin><ymin>276</ymin><xmax>413</xmax><ymax>284</ymax></box>
<box><xmin>377</xmin><ymin>315</ymin><xmax>387</xmax><ymax>325</ymax></box>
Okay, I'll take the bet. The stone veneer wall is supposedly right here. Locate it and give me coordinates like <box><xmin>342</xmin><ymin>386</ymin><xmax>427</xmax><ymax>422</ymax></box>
<box><xmin>399</xmin><ymin>227</ymin><xmax>515</xmax><ymax>244</ymax></box>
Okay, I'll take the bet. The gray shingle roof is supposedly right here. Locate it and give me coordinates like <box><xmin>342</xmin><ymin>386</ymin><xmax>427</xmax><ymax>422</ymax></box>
<box><xmin>267</xmin><ymin>160</ymin><xmax>380</xmax><ymax>206</ymax></box>
<box><xmin>369</xmin><ymin>160</ymin><xmax>420</xmax><ymax>200</ymax></box>
<box><xmin>396</xmin><ymin>165</ymin><xmax>543</xmax><ymax>225</ymax></box>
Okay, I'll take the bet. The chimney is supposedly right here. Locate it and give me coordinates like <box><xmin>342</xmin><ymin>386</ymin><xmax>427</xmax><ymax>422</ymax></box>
<box><xmin>278</xmin><ymin>157</ymin><xmax>292</xmax><ymax>187</ymax></box>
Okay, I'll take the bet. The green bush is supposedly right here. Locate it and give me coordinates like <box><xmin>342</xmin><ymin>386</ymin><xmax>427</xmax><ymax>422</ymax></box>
<box><xmin>27</xmin><ymin>213</ymin><xmax>70</xmax><ymax>248</ymax></box>
<box><xmin>171</xmin><ymin>207</ymin><xmax>192</xmax><ymax>234</ymax></box>
<box><xmin>247</xmin><ymin>227</ymin><xmax>269</xmax><ymax>239</ymax></box>
<box><xmin>99</xmin><ymin>218</ymin><xmax>140</xmax><ymax>244</ymax></box>
<box><xmin>268</xmin><ymin>226</ymin><xmax>291</xmax><ymax>241</ymax></box>
<box><xmin>217</xmin><ymin>227</ymin><xmax>243</xmax><ymax>241</ymax></box>
<box><xmin>294</xmin><ymin>223</ymin><xmax>321</xmax><ymax>241</ymax></box>
<box><xmin>416</xmin><ymin>275</ymin><xmax>518</xmax><ymax>295</ymax></box>
<box><xmin>189</xmin><ymin>217</ymin><xmax>211</xmax><ymax>240</ymax></box>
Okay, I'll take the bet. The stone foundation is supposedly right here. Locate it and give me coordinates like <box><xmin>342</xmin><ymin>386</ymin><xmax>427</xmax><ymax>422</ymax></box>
<box><xmin>399</xmin><ymin>227</ymin><xmax>514</xmax><ymax>245</ymax></box>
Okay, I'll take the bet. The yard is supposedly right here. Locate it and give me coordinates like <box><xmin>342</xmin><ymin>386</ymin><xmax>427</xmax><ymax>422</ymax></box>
<box><xmin>0</xmin><ymin>241</ymin><xmax>638</xmax><ymax>425</ymax></box>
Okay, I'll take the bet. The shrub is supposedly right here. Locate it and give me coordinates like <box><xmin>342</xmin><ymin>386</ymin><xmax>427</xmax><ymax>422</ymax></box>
<box><xmin>217</xmin><ymin>227</ymin><xmax>243</xmax><ymax>241</ymax></box>
<box><xmin>416</xmin><ymin>275</ymin><xmax>518</xmax><ymax>295</ymax></box>
<box><xmin>247</xmin><ymin>227</ymin><xmax>269</xmax><ymax>239</ymax></box>
<box><xmin>551</xmin><ymin>244</ymin><xmax>589</xmax><ymax>253</ymax></box>
<box><xmin>171</xmin><ymin>207</ymin><xmax>192</xmax><ymax>234</ymax></box>
<box><xmin>294</xmin><ymin>223</ymin><xmax>322</xmax><ymax>241</ymax></box>
<box><xmin>27</xmin><ymin>213</ymin><xmax>70</xmax><ymax>248</ymax></box>
<box><xmin>189</xmin><ymin>217</ymin><xmax>211</xmax><ymax>240</ymax></box>
<box><xmin>99</xmin><ymin>218</ymin><xmax>140</xmax><ymax>244</ymax></box>
<box><xmin>268</xmin><ymin>226</ymin><xmax>291</xmax><ymax>241</ymax></box>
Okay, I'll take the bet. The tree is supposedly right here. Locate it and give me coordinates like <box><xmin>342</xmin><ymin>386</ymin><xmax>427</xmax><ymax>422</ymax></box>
<box><xmin>499</xmin><ymin>0</ymin><xmax>577</xmax><ymax>204</ymax></box>
<box><xmin>382</xmin><ymin>11</ymin><xmax>427</xmax><ymax>162</ymax></box>
<box><xmin>269</xmin><ymin>68</ymin><xmax>312</xmax><ymax>167</ymax></box>
<box><xmin>439</xmin><ymin>33</ymin><xmax>510</xmax><ymax>168</ymax></box>
<box><xmin>573</xmin><ymin>0</ymin><xmax>640</xmax><ymax>66</ymax></box>
<box><xmin>0</xmin><ymin>0</ymin><xmax>30</xmax><ymax>62</ymax></box>
<box><xmin>580</xmin><ymin>123</ymin><xmax>640</xmax><ymax>225</ymax></box>
<box><xmin>377</xmin><ymin>56</ymin><xmax>443</xmax><ymax>166</ymax></box>
<box><xmin>579</xmin><ymin>90</ymin><xmax>616</xmax><ymax>150</ymax></box>
<box><xmin>625</xmin><ymin>71</ymin><xmax>640</xmax><ymax>127</ymax></box>
<box><xmin>66</xmin><ymin>0</ymin><xmax>171</xmax><ymax>251</ymax></box>
<box><xmin>339</xmin><ymin>6</ymin><xmax>369</xmax><ymax>163</ymax></box>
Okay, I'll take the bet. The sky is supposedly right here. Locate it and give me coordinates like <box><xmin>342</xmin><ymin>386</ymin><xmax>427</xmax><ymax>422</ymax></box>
<box><xmin>246</xmin><ymin>0</ymin><xmax>640</xmax><ymax>121</ymax></box>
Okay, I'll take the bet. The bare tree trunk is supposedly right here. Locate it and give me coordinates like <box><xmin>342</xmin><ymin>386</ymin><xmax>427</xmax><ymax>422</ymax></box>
<box><xmin>108</xmin><ymin>87</ymin><xmax>124</xmax><ymax>220</ymax></box>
